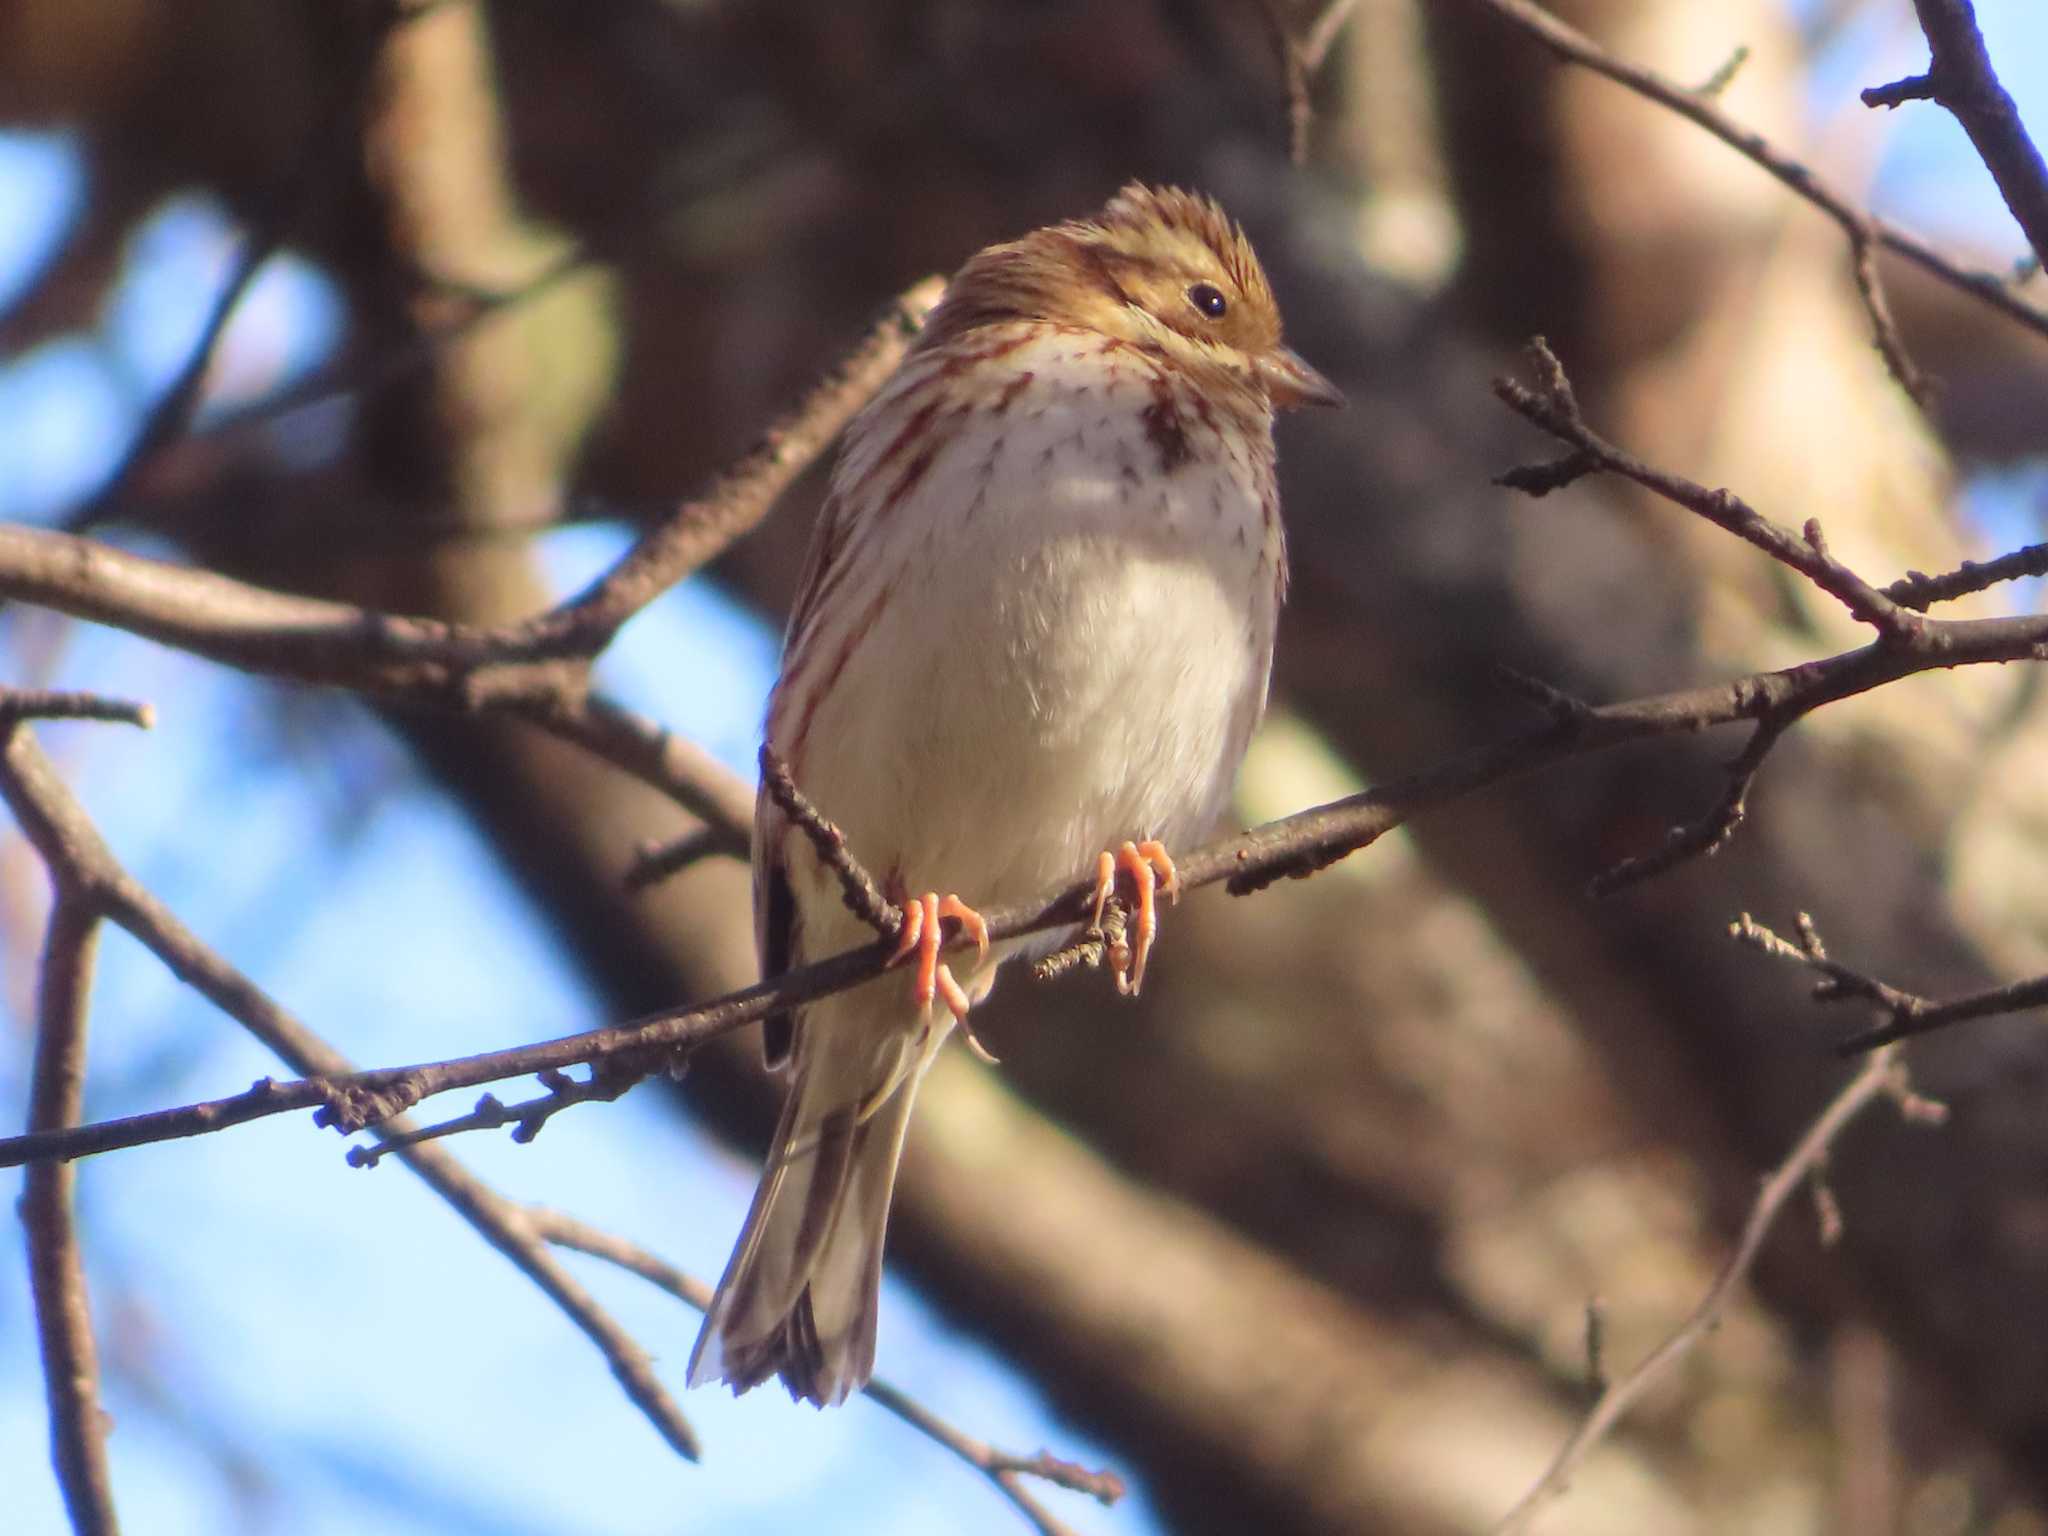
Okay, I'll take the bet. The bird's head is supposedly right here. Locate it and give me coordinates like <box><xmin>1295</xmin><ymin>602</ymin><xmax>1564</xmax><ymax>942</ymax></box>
<box><xmin>922</xmin><ymin>182</ymin><xmax>1342</xmax><ymax>413</ymax></box>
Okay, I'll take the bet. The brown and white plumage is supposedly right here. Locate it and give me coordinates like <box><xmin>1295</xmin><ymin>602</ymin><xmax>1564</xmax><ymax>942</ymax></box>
<box><xmin>687</xmin><ymin>184</ymin><xmax>1339</xmax><ymax>1406</ymax></box>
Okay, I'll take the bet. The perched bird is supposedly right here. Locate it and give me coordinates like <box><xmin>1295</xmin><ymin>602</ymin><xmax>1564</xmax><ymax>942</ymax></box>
<box><xmin>688</xmin><ymin>183</ymin><xmax>1340</xmax><ymax>1406</ymax></box>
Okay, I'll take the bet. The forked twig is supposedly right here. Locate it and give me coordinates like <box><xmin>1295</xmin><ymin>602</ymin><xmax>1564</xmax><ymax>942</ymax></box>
<box><xmin>528</xmin><ymin>1208</ymin><xmax>1123</xmax><ymax>1536</ymax></box>
<box><xmin>1495</xmin><ymin>916</ymin><xmax>1944</xmax><ymax>1533</ymax></box>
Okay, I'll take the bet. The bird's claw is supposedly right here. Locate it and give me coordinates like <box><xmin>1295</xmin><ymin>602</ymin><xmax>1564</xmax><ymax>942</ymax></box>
<box><xmin>1091</xmin><ymin>840</ymin><xmax>1180</xmax><ymax>996</ymax></box>
<box><xmin>887</xmin><ymin>892</ymin><xmax>990</xmax><ymax>1036</ymax></box>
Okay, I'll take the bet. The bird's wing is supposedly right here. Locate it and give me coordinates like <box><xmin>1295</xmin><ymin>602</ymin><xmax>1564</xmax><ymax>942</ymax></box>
<box><xmin>754</xmin><ymin>475</ymin><xmax>866</xmax><ymax>1068</ymax></box>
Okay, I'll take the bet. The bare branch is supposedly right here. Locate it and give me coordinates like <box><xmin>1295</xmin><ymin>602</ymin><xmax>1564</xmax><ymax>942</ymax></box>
<box><xmin>0</xmin><ymin>690</ymin><xmax>154</xmax><ymax>729</ymax></box>
<box><xmin>6</xmin><ymin>281</ymin><xmax>941</xmax><ymax>693</ymax></box>
<box><xmin>1587</xmin><ymin>716</ymin><xmax>1789</xmax><ymax>897</ymax></box>
<box><xmin>1726</xmin><ymin>911</ymin><xmax>2048</xmax><ymax>1053</ymax></box>
<box><xmin>11</xmin><ymin>557</ymin><xmax>2048</xmax><ymax>1167</ymax></box>
<box><xmin>520</xmin><ymin>276</ymin><xmax>945</xmax><ymax>651</ymax></box>
<box><xmin>624</xmin><ymin>828</ymin><xmax>725</xmax><ymax>892</ymax></box>
<box><xmin>1885</xmin><ymin>540</ymin><xmax>2048</xmax><ymax>611</ymax></box>
<box><xmin>1863</xmin><ymin>0</ymin><xmax>2048</xmax><ymax>271</ymax></box>
<box><xmin>345</xmin><ymin>1064</ymin><xmax>645</xmax><ymax>1168</ymax></box>
<box><xmin>1496</xmin><ymin>339</ymin><xmax>1921</xmax><ymax>637</ymax></box>
<box><xmin>1301</xmin><ymin>0</ymin><xmax>1362</xmax><ymax>73</ymax></box>
<box><xmin>0</xmin><ymin>724</ymin><xmax>701</xmax><ymax>1462</ymax></box>
<box><xmin>13</xmin><ymin>884</ymin><xmax>120</xmax><ymax>1536</ymax></box>
<box><xmin>1256</xmin><ymin>0</ymin><xmax>1316</xmax><ymax>165</ymax></box>
<box><xmin>516</xmin><ymin>690</ymin><xmax>754</xmax><ymax>853</ymax></box>
<box><xmin>1463</xmin><ymin>0</ymin><xmax>2048</xmax><ymax>392</ymax></box>
<box><xmin>71</xmin><ymin>2</ymin><xmax>417</xmax><ymax>532</ymax></box>
<box><xmin>0</xmin><ymin>281</ymin><xmax>939</xmax><ymax>845</ymax></box>
<box><xmin>759</xmin><ymin>742</ymin><xmax>898</xmax><ymax>935</ymax></box>
<box><xmin>1494</xmin><ymin>1021</ymin><xmax>1933</xmax><ymax>1533</ymax></box>
<box><xmin>527</xmin><ymin>1209</ymin><xmax>1123</xmax><ymax>1536</ymax></box>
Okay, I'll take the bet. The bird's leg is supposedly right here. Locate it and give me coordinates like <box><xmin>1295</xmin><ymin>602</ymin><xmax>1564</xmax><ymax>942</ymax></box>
<box><xmin>1090</xmin><ymin>839</ymin><xmax>1181</xmax><ymax>995</ymax></box>
<box><xmin>887</xmin><ymin>892</ymin><xmax>995</xmax><ymax>1057</ymax></box>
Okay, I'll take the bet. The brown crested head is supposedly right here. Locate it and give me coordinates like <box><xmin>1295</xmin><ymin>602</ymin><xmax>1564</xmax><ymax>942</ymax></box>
<box><xmin>919</xmin><ymin>182</ymin><xmax>1341</xmax><ymax>411</ymax></box>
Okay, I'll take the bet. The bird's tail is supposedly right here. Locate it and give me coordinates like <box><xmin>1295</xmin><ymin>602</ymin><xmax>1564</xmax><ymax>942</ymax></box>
<box><xmin>687</xmin><ymin>991</ymin><xmax>939</xmax><ymax>1406</ymax></box>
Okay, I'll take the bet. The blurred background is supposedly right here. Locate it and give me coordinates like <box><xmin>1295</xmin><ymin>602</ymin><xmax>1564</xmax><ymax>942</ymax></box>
<box><xmin>3</xmin><ymin>1</ymin><xmax>2048</xmax><ymax>1532</ymax></box>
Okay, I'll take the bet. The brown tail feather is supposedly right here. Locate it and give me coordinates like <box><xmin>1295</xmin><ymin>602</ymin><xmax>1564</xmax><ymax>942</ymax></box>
<box><xmin>687</xmin><ymin>1018</ymin><xmax>925</xmax><ymax>1407</ymax></box>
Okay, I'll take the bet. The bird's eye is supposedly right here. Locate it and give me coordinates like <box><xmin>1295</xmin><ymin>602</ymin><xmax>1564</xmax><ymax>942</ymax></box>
<box><xmin>1187</xmin><ymin>282</ymin><xmax>1228</xmax><ymax>319</ymax></box>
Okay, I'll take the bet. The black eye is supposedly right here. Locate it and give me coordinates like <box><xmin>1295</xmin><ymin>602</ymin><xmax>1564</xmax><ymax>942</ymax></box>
<box><xmin>1187</xmin><ymin>282</ymin><xmax>1228</xmax><ymax>319</ymax></box>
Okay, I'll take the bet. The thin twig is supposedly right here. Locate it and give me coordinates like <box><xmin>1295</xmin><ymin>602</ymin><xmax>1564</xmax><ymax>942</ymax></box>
<box><xmin>1465</xmin><ymin>0</ymin><xmax>2048</xmax><ymax>393</ymax></box>
<box><xmin>1885</xmin><ymin>541</ymin><xmax>2048</xmax><ymax>611</ymax></box>
<box><xmin>72</xmin><ymin>2</ymin><xmax>416</xmax><ymax>530</ymax></box>
<box><xmin>1863</xmin><ymin>0</ymin><xmax>2048</xmax><ymax>271</ymax></box>
<box><xmin>759</xmin><ymin>742</ymin><xmax>898</xmax><ymax>934</ymax></box>
<box><xmin>13</xmin><ymin>891</ymin><xmax>120</xmax><ymax>1535</ymax></box>
<box><xmin>527</xmin><ymin>1209</ymin><xmax>1123</xmax><ymax>1536</ymax></box>
<box><xmin>185</xmin><ymin>250</ymin><xmax>593</xmax><ymax>454</ymax></box>
<box><xmin>1726</xmin><ymin>910</ymin><xmax>2048</xmax><ymax>1053</ymax></box>
<box><xmin>624</xmin><ymin>829</ymin><xmax>725</xmax><ymax>892</ymax></box>
<box><xmin>1497</xmin><ymin>338</ymin><xmax>1922</xmax><ymax>637</ymax></box>
<box><xmin>0</xmin><ymin>281</ymin><xmax>940</xmax><ymax>846</ymax></box>
<box><xmin>1301</xmin><ymin>0</ymin><xmax>1363</xmax><ymax>73</ymax></box>
<box><xmin>0</xmin><ymin>690</ymin><xmax>154</xmax><ymax>729</ymax></box>
<box><xmin>0</xmin><ymin>726</ymin><xmax>701</xmax><ymax>1461</ymax></box>
<box><xmin>1494</xmin><ymin>1013</ymin><xmax>1931</xmax><ymax>1532</ymax></box>
<box><xmin>345</xmin><ymin>1062</ymin><xmax>646</xmax><ymax>1168</ymax></box>
<box><xmin>12</xmin><ymin>557</ymin><xmax>2048</xmax><ymax>1168</ymax></box>
<box><xmin>1587</xmin><ymin>715</ymin><xmax>1788</xmax><ymax>896</ymax></box>
<box><xmin>1257</xmin><ymin>0</ymin><xmax>1316</xmax><ymax>165</ymax></box>
<box><xmin>518</xmin><ymin>691</ymin><xmax>755</xmax><ymax>853</ymax></box>
<box><xmin>2</xmin><ymin>281</ymin><xmax>941</xmax><ymax>689</ymax></box>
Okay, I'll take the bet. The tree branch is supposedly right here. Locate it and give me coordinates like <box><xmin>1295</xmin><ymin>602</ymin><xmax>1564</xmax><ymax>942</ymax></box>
<box><xmin>1464</xmin><ymin>0</ymin><xmax>2048</xmax><ymax>402</ymax></box>
<box><xmin>0</xmin><ymin>279</ymin><xmax>940</xmax><ymax>851</ymax></box>
<box><xmin>8</xmin><ymin>339</ymin><xmax>2048</xmax><ymax>1168</ymax></box>
<box><xmin>1863</xmin><ymin>0</ymin><xmax>2048</xmax><ymax>271</ymax></box>
<box><xmin>1497</xmin><ymin>338</ymin><xmax>1920</xmax><ymax>636</ymax></box>
<box><xmin>0</xmin><ymin>723</ymin><xmax>703</xmax><ymax>1462</ymax></box>
<box><xmin>1727</xmin><ymin>910</ymin><xmax>2048</xmax><ymax>1052</ymax></box>
<box><xmin>527</xmin><ymin>1209</ymin><xmax>1123</xmax><ymax>1536</ymax></box>
<box><xmin>1494</xmin><ymin>915</ymin><xmax>1949</xmax><ymax>1533</ymax></box>
<box><xmin>10</xmin><ymin>869</ymin><xmax>120</xmax><ymax>1536</ymax></box>
<box><xmin>10</xmin><ymin>562</ymin><xmax>2047</xmax><ymax>1167</ymax></box>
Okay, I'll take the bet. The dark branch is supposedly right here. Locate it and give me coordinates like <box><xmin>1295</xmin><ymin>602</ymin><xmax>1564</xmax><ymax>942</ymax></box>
<box><xmin>1588</xmin><ymin>716</ymin><xmax>1788</xmax><ymax>896</ymax></box>
<box><xmin>0</xmin><ymin>722</ymin><xmax>702</xmax><ymax>1461</ymax></box>
<box><xmin>345</xmin><ymin>1064</ymin><xmax>645</xmax><ymax>1168</ymax></box>
<box><xmin>1496</xmin><ymin>339</ymin><xmax>1922</xmax><ymax>637</ymax></box>
<box><xmin>527</xmin><ymin>1209</ymin><xmax>1122</xmax><ymax>1536</ymax></box>
<box><xmin>70</xmin><ymin>3</ymin><xmax>415</xmax><ymax>531</ymax></box>
<box><xmin>11</xmin><ymin>568</ymin><xmax>2048</xmax><ymax>1169</ymax></box>
<box><xmin>1726</xmin><ymin>910</ymin><xmax>2048</xmax><ymax>1053</ymax></box>
<box><xmin>0</xmin><ymin>690</ymin><xmax>154</xmax><ymax>729</ymax></box>
<box><xmin>624</xmin><ymin>828</ymin><xmax>727</xmax><ymax>892</ymax></box>
<box><xmin>1466</xmin><ymin>0</ymin><xmax>2048</xmax><ymax>395</ymax></box>
<box><xmin>0</xmin><ymin>281</ymin><xmax>940</xmax><ymax>847</ymax></box>
<box><xmin>1863</xmin><ymin>0</ymin><xmax>2048</xmax><ymax>271</ymax></box>
<box><xmin>759</xmin><ymin>742</ymin><xmax>898</xmax><ymax>935</ymax></box>
<box><xmin>1494</xmin><ymin>948</ymin><xmax>1938</xmax><ymax>1533</ymax></box>
<box><xmin>6</xmin><ymin>814</ymin><xmax>121</xmax><ymax>1536</ymax></box>
<box><xmin>1886</xmin><ymin>541</ymin><xmax>2048</xmax><ymax>611</ymax></box>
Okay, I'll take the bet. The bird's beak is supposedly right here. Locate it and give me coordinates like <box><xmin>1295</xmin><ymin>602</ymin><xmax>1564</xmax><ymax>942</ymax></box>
<box><xmin>1259</xmin><ymin>347</ymin><xmax>1345</xmax><ymax>411</ymax></box>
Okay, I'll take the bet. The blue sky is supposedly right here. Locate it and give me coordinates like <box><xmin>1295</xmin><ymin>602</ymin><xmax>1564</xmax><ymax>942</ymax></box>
<box><xmin>3</xmin><ymin>7</ymin><xmax>2046</xmax><ymax>1533</ymax></box>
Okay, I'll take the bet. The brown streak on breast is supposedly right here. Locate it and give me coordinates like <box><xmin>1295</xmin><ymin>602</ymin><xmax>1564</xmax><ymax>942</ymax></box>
<box><xmin>991</xmin><ymin>370</ymin><xmax>1034</xmax><ymax>413</ymax></box>
<box><xmin>1142</xmin><ymin>379</ymin><xmax>1192</xmax><ymax>474</ymax></box>
<box><xmin>935</xmin><ymin>330</ymin><xmax>1034</xmax><ymax>377</ymax></box>
<box><xmin>786</xmin><ymin>577</ymin><xmax>895</xmax><ymax>764</ymax></box>
<box><xmin>889</xmin><ymin>445</ymin><xmax>938</xmax><ymax>506</ymax></box>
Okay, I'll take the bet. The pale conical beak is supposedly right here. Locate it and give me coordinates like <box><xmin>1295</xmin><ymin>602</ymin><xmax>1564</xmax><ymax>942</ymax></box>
<box><xmin>1259</xmin><ymin>346</ymin><xmax>1344</xmax><ymax>411</ymax></box>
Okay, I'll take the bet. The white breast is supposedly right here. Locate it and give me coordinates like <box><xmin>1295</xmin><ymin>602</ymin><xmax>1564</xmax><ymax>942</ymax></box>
<box><xmin>776</xmin><ymin>328</ymin><xmax>1281</xmax><ymax>947</ymax></box>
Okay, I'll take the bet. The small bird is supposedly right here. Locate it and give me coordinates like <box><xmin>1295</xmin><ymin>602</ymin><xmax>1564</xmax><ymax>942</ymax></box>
<box><xmin>688</xmin><ymin>183</ymin><xmax>1340</xmax><ymax>1405</ymax></box>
